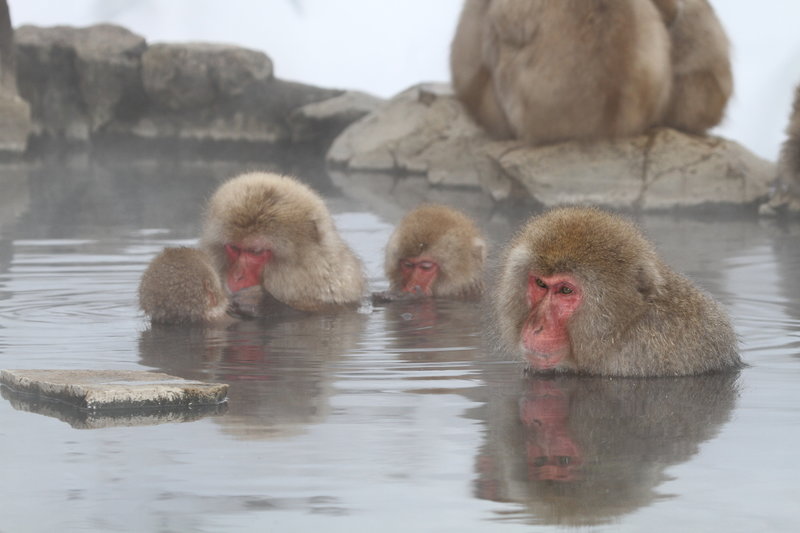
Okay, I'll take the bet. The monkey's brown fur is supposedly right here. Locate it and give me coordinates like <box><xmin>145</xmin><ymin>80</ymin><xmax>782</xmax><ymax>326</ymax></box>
<box><xmin>200</xmin><ymin>172</ymin><xmax>365</xmax><ymax>311</ymax></box>
<box><xmin>385</xmin><ymin>205</ymin><xmax>487</xmax><ymax>298</ymax></box>
<box><xmin>451</xmin><ymin>0</ymin><xmax>672</xmax><ymax>145</ymax></box>
<box><xmin>774</xmin><ymin>84</ymin><xmax>800</xmax><ymax>208</ymax></box>
<box><xmin>139</xmin><ymin>247</ymin><xmax>228</xmax><ymax>324</ymax></box>
<box><xmin>659</xmin><ymin>0</ymin><xmax>732</xmax><ymax>133</ymax></box>
<box><xmin>451</xmin><ymin>0</ymin><xmax>731</xmax><ymax>144</ymax></box>
<box><xmin>495</xmin><ymin>207</ymin><xmax>742</xmax><ymax>377</ymax></box>
<box><xmin>450</xmin><ymin>0</ymin><xmax>514</xmax><ymax>139</ymax></box>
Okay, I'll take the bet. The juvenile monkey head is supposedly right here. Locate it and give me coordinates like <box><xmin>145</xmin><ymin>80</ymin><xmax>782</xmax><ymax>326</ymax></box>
<box><xmin>496</xmin><ymin>207</ymin><xmax>664</xmax><ymax>372</ymax></box>
<box><xmin>200</xmin><ymin>172</ymin><xmax>365</xmax><ymax>310</ymax></box>
<box><xmin>139</xmin><ymin>247</ymin><xmax>229</xmax><ymax>325</ymax></box>
<box><xmin>385</xmin><ymin>205</ymin><xmax>487</xmax><ymax>298</ymax></box>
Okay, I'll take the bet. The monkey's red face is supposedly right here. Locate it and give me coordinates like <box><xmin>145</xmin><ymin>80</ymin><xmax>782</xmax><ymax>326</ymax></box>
<box><xmin>224</xmin><ymin>240</ymin><xmax>272</xmax><ymax>293</ymax></box>
<box><xmin>399</xmin><ymin>256</ymin><xmax>439</xmax><ymax>296</ymax></box>
<box><xmin>522</xmin><ymin>273</ymin><xmax>582</xmax><ymax>371</ymax></box>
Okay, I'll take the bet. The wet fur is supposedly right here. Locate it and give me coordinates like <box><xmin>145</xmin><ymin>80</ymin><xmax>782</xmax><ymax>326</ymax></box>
<box><xmin>201</xmin><ymin>172</ymin><xmax>365</xmax><ymax>311</ymax></box>
<box><xmin>139</xmin><ymin>247</ymin><xmax>228</xmax><ymax>324</ymax></box>
<box><xmin>495</xmin><ymin>207</ymin><xmax>742</xmax><ymax>377</ymax></box>
<box><xmin>385</xmin><ymin>204</ymin><xmax>487</xmax><ymax>298</ymax></box>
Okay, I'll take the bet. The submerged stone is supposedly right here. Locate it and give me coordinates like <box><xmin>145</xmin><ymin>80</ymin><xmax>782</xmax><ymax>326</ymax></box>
<box><xmin>0</xmin><ymin>369</ymin><xmax>228</xmax><ymax>411</ymax></box>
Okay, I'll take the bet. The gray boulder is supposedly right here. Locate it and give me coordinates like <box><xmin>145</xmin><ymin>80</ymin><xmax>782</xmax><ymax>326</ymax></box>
<box><xmin>289</xmin><ymin>90</ymin><xmax>384</xmax><ymax>145</ymax></box>
<box><xmin>487</xmin><ymin>128</ymin><xmax>774</xmax><ymax>209</ymax></box>
<box><xmin>0</xmin><ymin>0</ymin><xmax>30</xmax><ymax>152</ymax></box>
<box><xmin>13</xmin><ymin>24</ymin><xmax>359</xmax><ymax>148</ymax></box>
<box><xmin>141</xmin><ymin>42</ymin><xmax>273</xmax><ymax>111</ymax></box>
<box><xmin>15</xmin><ymin>23</ymin><xmax>146</xmax><ymax>141</ymax></box>
<box><xmin>328</xmin><ymin>84</ymin><xmax>774</xmax><ymax>210</ymax></box>
<box><xmin>327</xmin><ymin>83</ymin><xmax>496</xmax><ymax>187</ymax></box>
<box><xmin>129</xmin><ymin>41</ymin><xmax>340</xmax><ymax>144</ymax></box>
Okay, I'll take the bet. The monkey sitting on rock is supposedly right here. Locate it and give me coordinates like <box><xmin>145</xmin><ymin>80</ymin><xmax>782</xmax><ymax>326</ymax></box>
<box><xmin>450</xmin><ymin>0</ymin><xmax>732</xmax><ymax>144</ymax></box>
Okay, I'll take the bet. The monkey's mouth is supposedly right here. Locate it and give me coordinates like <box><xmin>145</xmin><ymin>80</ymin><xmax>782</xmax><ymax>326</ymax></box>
<box><xmin>523</xmin><ymin>346</ymin><xmax>571</xmax><ymax>371</ymax></box>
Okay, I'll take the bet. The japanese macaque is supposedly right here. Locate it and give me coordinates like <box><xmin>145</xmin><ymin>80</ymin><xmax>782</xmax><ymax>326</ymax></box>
<box><xmin>450</xmin><ymin>0</ymin><xmax>672</xmax><ymax>144</ymax></box>
<box><xmin>450</xmin><ymin>0</ymin><xmax>732</xmax><ymax>144</ymax></box>
<box><xmin>139</xmin><ymin>247</ymin><xmax>230</xmax><ymax>325</ymax></box>
<box><xmin>381</xmin><ymin>205</ymin><xmax>486</xmax><ymax>299</ymax></box>
<box><xmin>200</xmin><ymin>172</ymin><xmax>365</xmax><ymax>312</ymax></box>
<box><xmin>770</xmin><ymin>83</ymin><xmax>800</xmax><ymax>211</ymax></box>
<box><xmin>658</xmin><ymin>0</ymin><xmax>733</xmax><ymax>133</ymax></box>
<box><xmin>495</xmin><ymin>207</ymin><xmax>742</xmax><ymax>377</ymax></box>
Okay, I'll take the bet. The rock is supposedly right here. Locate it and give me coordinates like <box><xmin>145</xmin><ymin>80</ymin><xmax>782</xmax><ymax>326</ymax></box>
<box><xmin>0</xmin><ymin>0</ymin><xmax>30</xmax><ymax>152</ymax></box>
<box><xmin>329</xmin><ymin>84</ymin><xmax>773</xmax><ymax>210</ymax></box>
<box><xmin>14</xmin><ymin>25</ymin><xmax>344</xmax><ymax>147</ymax></box>
<box><xmin>127</xmin><ymin>43</ymin><xmax>339</xmax><ymax>144</ymax></box>
<box><xmin>289</xmin><ymin>90</ymin><xmax>384</xmax><ymax>146</ymax></box>
<box><xmin>1</xmin><ymin>384</ymin><xmax>227</xmax><ymax>429</ymax></box>
<box><xmin>72</xmin><ymin>24</ymin><xmax>148</xmax><ymax>130</ymax></box>
<box><xmin>15</xmin><ymin>24</ymin><xmax>146</xmax><ymax>140</ymax></box>
<box><xmin>124</xmin><ymin>76</ymin><xmax>340</xmax><ymax>144</ymax></box>
<box><xmin>0</xmin><ymin>369</ymin><xmax>228</xmax><ymax>410</ymax></box>
<box><xmin>327</xmin><ymin>83</ymin><xmax>496</xmax><ymax>188</ymax></box>
<box><xmin>489</xmin><ymin>128</ymin><xmax>774</xmax><ymax>209</ymax></box>
<box><xmin>0</xmin><ymin>92</ymin><xmax>30</xmax><ymax>151</ymax></box>
<box><xmin>141</xmin><ymin>42</ymin><xmax>273</xmax><ymax>111</ymax></box>
<box><xmin>15</xmin><ymin>24</ymin><xmax>146</xmax><ymax>139</ymax></box>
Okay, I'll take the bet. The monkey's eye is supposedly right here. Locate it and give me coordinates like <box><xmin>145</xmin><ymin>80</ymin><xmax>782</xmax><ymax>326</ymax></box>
<box><xmin>225</xmin><ymin>244</ymin><xmax>241</xmax><ymax>258</ymax></box>
<box><xmin>559</xmin><ymin>286</ymin><xmax>573</xmax><ymax>295</ymax></box>
<box><xmin>246</xmin><ymin>248</ymin><xmax>269</xmax><ymax>257</ymax></box>
<box><xmin>535</xmin><ymin>278</ymin><xmax>547</xmax><ymax>289</ymax></box>
<box><xmin>418</xmin><ymin>261</ymin><xmax>435</xmax><ymax>271</ymax></box>
<box><xmin>401</xmin><ymin>260</ymin><xmax>414</xmax><ymax>269</ymax></box>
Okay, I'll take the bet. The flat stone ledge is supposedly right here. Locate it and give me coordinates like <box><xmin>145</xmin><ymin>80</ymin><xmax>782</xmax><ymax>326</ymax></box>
<box><xmin>0</xmin><ymin>369</ymin><xmax>228</xmax><ymax>411</ymax></box>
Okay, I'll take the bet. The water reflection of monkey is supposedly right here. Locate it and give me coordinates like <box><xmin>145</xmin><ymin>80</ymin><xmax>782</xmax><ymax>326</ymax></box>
<box><xmin>138</xmin><ymin>310</ymin><xmax>366</xmax><ymax>439</ymax></box>
<box><xmin>475</xmin><ymin>370</ymin><xmax>739</xmax><ymax>526</ymax></box>
<box><xmin>376</xmin><ymin>298</ymin><xmax>488</xmax><ymax>365</ymax></box>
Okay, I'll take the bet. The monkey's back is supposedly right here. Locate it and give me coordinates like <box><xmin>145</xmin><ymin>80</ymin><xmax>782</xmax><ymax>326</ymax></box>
<box><xmin>485</xmin><ymin>0</ymin><xmax>671</xmax><ymax>143</ymax></box>
<box><xmin>595</xmin><ymin>267</ymin><xmax>741</xmax><ymax>377</ymax></box>
<box><xmin>139</xmin><ymin>247</ymin><xmax>224</xmax><ymax>324</ymax></box>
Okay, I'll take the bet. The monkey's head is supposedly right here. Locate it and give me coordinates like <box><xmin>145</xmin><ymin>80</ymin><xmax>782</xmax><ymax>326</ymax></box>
<box><xmin>497</xmin><ymin>207</ymin><xmax>664</xmax><ymax>372</ymax></box>
<box><xmin>201</xmin><ymin>172</ymin><xmax>332</xmax><ymax>296</ymax></box>
<box><xmin>385</xmin><ymin>204</ymin><xmax>486</xmax><ymax>298</ymax></box>
<box><xmin>139</xmin><ymin>247</ymin><xmax>229</xmax><ymax>325</ymax></box>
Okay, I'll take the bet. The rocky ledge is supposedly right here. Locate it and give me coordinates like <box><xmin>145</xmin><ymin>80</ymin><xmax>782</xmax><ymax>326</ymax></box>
<box><xmin>328</xmin><ymin>84</ymin><xmax>775</xmax><ymax>211</ymax></box>
<box><xmin>0</xmin><ymin>16</ymin><xmax>781</xmax><ymax>211</ymax></box>
<box><xmin>12</xmin><ymin>23</ymin><xmax>383</xmax><ymax>150</ymax></box>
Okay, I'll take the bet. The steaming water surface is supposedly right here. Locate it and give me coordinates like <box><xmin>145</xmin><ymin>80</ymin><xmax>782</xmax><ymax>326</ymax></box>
<box><xmin>0</xmin><ymin>157</ymin><xmax>798</xmax><ymax>532</ymax></box>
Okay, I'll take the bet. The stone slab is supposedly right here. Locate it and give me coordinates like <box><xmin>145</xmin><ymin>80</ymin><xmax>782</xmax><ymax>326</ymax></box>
<box><xmin>0</xmin><ymin>369</ymin><xmax>228</xmax><ymax>411</ymax></box>
<box><xmin>1</xmin><ymin>385</ymin><xmax>227</xmax><ymax>428</ymax></box>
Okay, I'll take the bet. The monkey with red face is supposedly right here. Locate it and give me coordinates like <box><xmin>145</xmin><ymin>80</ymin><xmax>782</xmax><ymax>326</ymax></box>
<box><xmin>200</xmin><ymin>172</ymin><xmax>366</xmax><ymax>314</ymax></box>
<box><xmin>380</xmin><ymin>204</ymin><xmax>487</xmax><ymax>300</ymax></box>
<box><xmin>495</xmin><ymin>207</ymin><xmax>741</xmax><ymax>377</ymax></box>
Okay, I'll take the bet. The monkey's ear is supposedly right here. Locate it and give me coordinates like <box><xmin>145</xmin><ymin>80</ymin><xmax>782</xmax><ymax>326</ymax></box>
<box><xmin>472</xmin><ymin>237</ymin><xmax>487</xmax><ymax>262</ymax></box>
<box><xmin>636</xmin><ymin>260</ymin><xmax>664</xmax><ymax>300</ymax></box>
